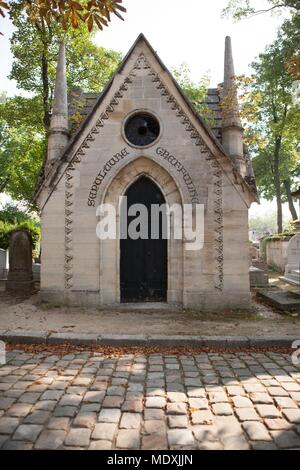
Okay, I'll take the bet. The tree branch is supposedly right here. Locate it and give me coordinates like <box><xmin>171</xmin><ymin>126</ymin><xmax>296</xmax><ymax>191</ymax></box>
<box><xmin>247</xmin><ymin>4</ymin><xmax>288</xmax><ymax>18</ymax></box>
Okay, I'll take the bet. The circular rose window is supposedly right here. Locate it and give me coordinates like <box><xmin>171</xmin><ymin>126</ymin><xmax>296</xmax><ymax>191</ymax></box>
<box><xmin>124</xmin><ymin>112</ymin><xmax>160</xmax><ymax>147</ymax></box>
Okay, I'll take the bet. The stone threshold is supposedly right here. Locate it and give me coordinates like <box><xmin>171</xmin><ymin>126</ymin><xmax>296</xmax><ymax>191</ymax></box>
<box><xmin>0</xmin><ymin>330</ymin><xmax>298</xmax><ymax>349</ymax></box>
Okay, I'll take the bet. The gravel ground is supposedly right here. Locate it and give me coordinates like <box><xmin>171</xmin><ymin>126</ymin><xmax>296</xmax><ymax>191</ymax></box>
<box><xmin>0</xmin><ymin>291</ymin><xmax>299</xmax><ymax>338</ymax></box>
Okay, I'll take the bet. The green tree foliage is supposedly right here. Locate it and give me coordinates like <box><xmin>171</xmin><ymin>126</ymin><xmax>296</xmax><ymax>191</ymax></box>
<box><xmin>0</xmin><ymin>3</ymin><xmax>121</xmax><ymax>208</ymax></box>
<box><xmin>249</xmin><ymin>211</ymin><xmax>278</xmax><ymax>233</ymax></box>
<box><xmin>223</xmin><ymin>0</ymin><xmax>300</xmax><ymax>231</ymax></box>
<box><xmin>239</xmin><ymin>38</ymin><xmax>300</xmax><ymax>233</ymax></box>
<box><xmin>0</xmin><ymin>94</ymin><xmax>46</xmax><ymax>206</ymax></box>
<box><xmin>172</xmin><ymin>64</ymin><xmax>213</xmax><ymax>125</ymax></box>
<box><xmin>0</xmin><ymin>202</ymin><xmax>35</xmax><ymax>224</ymax></box>
<box><xmin>0</xmin><ymin>126</ymin><xmax>46</xmax><ymax>206</ymax></box>
<box><xmin>222</xmin><ymin>0</ymin><xmax>300</xmax><ymax>21</ymax></box>
<box><xmin>0</xmin><ymin>202</ymin><xmax>40</xmax><ymax>253</ymax></box>
<box><xmin>9</xmin><ymin>1</ymin><xmax>121</xmax><ymax>128</ymax></box>
<box><xmin>281</xmin><ymin>12</ymin><xmax>300</xmax><ymax>79</ymax></box>
<box><xmin>0</xmin><ymin>220</ymin><xmax>40</xmax><ymax>253</ymax></box>
<box><xmin>223</xmin><ymin>1</ymin><xmax>300</xmax><ymax>79</ymax></box>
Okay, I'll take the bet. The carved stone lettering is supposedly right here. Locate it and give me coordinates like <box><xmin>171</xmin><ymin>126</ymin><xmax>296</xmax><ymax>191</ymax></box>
<box><xmin>64</xmin><ymin>51</ymin><xmax>223</xmax><ymax>292</ymax></box>
<box><xmin>155</xmin><ymin>147</ymin><xmax>200</xmax><ymax>204</ymax></box>
<box><xmin>87</xmin><ymin>148</ymin><xmax>130</xmax><ymax>207</ymax></box>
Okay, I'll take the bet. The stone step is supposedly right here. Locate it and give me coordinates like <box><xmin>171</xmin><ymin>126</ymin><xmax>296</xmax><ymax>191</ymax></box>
<box><xmin>257</xmin><ymin>288</ymin><xmax>300</xmax><ymax>312</ymax></box>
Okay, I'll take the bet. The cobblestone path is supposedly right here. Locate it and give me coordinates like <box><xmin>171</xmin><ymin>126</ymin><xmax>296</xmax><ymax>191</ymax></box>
<box><xmin>0</xmin><ymin>349</ymin><xmax>300</xmax><ymax>450</ymax></box>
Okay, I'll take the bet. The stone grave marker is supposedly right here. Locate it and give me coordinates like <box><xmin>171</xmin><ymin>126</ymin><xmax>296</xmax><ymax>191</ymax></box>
<box><xmin>0</xmin><ymin>248</ymin><xmax>8</xmax><ymax>279</ymax></box>
<box><xmin>6</xmin><ymin>229</ymin><xmax>35</xmax><ymax>293</ymax></box>
<box><xmin>283</xmin><ymin>233</ymin><xmax>300</xmax><ymax>286</ymax></box>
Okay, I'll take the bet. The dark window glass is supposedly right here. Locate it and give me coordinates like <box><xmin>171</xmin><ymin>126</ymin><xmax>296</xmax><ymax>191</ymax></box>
<box><xmin>125</xmin><ymin>113</ymin><xmax>160</xmax><ymax>147</ymax></box>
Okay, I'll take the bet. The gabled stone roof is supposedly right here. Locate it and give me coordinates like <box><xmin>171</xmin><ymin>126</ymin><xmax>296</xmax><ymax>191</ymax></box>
<box><xmin>68</xmin><ymin>89</ymin><xmax>100</xmax><ymax>135</ymax></box>
<box><xmin>66</xmin><ymin>86</ymin><xmax>259</xmax><ymax>194</ymax></box>
<box><xmin>205</xmin><ymin>88</ymin><xmax>222</xmax><ymax>141</ymax></box>
<box><xmin>34</xmin><ymin>33</ymin><xmax>258</xmax><ymax>207</ymax></box>
<box><xmin>67</xmin><ymin>87</ymin><xmax>223</xmax><ymax>142</ymax></box>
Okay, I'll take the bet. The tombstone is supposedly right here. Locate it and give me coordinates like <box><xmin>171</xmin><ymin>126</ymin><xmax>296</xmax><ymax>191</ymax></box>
<box><xmin>249</xmin><ymin>245</ymin><xmax>259</xmax><ymax>261</ymax></box>
<box><xmin>282</xmin><ymin>233</ymin><xmax>300</xmax><ymax>286</ymax></box>
<box><xmin>249</xmin><ymin>266</ymin><xmax>269</xmax><ymax>288</ymax></box>
<box><xmin>0</xmin><ymin>248</ymin><xmax>8</xmax><ymax>279</ymax></box>
<box><xmin>0</xmin><ymin>249</ymin><xmax>8</xmax><ymax>292</ymax></box>
<box><xmin>32</xmin><ymin>263</ymin><xmax>41</xmax><ymax>282</ymax></box>
<box><xmin>6</xmin><ymin>229</ymin><xmax>35</xmax><ymax>293</ymax></box>
<box><xmin>252</xmin><ymin>259</ymin><xmax>268</xmax><ymax>273</ymax></box>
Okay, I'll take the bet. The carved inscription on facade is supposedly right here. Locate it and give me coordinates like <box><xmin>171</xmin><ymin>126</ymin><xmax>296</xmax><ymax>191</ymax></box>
<box><xmin>155</xmin><ymin>147</ymin><xmax>200</xmax><ymax>204</ymax></box>
<box><xmin>87</xmin><ymin>147</ymin><xmax>130</xmax><ymax>206</ymax></box>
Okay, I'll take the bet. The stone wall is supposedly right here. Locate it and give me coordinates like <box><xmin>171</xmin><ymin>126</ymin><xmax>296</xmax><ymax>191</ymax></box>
<box><xmin>39</xmin><ymin>40</ymin><xmax>253</xmax><ymax>311</ymax></box>
<box><xmin>265</xmin><ymin>239</ymin><xmax>289</xmax><ymax>273</ymax></box>
<box><xmin>0</xmin><ymin>249</ymin><xmax>8</xmax><ymax>279</ymax></box>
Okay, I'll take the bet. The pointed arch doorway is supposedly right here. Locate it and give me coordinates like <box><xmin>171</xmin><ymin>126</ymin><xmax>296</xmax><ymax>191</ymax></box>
<box><xmin>120</xmin><ymin>176</ymin><xmax>167</xmax><ymax>302</ymax></box>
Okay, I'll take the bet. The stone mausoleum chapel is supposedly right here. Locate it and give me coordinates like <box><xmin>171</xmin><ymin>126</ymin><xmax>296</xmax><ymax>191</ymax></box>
<box><xmin>34</xmin><ymin>34</ymin><xmax>258</xmax><ymax>310</ymax></box>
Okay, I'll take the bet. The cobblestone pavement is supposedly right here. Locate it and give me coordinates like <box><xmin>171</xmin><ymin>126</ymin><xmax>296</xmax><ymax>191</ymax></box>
<box><xmin>0</xmin><ymin>349</ymin><xmax>300</xmax><ymax>450</ymax></box>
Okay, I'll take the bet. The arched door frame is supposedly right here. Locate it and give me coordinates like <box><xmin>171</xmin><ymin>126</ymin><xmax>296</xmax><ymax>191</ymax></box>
<box><xmin>99</xmin><ymin>156</ymin><xmax>184</xmax><ymax>305</ymax></box>
<box><xmin>120</xmin><ymin>175</ymin><xmax>167</xmax><ymax>303</ymax></box>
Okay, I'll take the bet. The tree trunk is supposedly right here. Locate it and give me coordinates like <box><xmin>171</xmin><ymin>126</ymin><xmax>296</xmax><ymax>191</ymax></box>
<box><xmin>41</xmin><ymin>47</ymin><xmax>51</xmax><ymax>131</ymax></box>
<box><xmin>274</xmin><ymin>137</ymin><xmax>283</xmax><ymax>233</ymax></box>
<box><xmin>284</xmin><ymin>179</ymin><xmax>298</xmax><ymax>220</ymax></box>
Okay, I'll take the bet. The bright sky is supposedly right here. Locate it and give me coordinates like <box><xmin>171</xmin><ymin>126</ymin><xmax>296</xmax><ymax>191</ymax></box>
<box><xmin>0</xmin><ymin>0</ymin><xmax>294</xmax><ymax>219</ymax></box>
<box><xmin>93</xmin><ymin>0</ymin><xmax>286</xmax><ymax>86</ymax></box>
<box><xmin>0</xmin><ymin>0</ymin><xmax>287</xmax><ymax>93</ymax></box>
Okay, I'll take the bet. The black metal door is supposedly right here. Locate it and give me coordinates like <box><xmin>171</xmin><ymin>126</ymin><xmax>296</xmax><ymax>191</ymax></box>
<box><xmin>120</xmin><ymin>176</ymin><xmax>167</xmax><ymax>302</ymax></box>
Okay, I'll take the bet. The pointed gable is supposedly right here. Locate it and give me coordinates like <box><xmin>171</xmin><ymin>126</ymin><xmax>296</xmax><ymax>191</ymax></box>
<box><xmin>34</xmin><ymin>33</ymin><xmax>258</xmax><ymax>208</ymax></box>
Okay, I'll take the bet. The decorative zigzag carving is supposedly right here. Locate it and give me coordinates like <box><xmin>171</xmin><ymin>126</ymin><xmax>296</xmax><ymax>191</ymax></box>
<box><xmin>211</xmin><ymin>163</ymin><xmax>224</xmax><ymax>291</ymax></box>
<box><xmin>139</xmin><ymin>53</ymin><xmax>224</xmax><ymax>291</ymax></box>
<box><xmin>63</xmin><ymin>52</ymin><xmax>224</xmax><ymax>292</ymax></box>
<box><xmin>64</xmin><ymin>167</ymin><xmax>74</xmax><ymax>289</ymax></box>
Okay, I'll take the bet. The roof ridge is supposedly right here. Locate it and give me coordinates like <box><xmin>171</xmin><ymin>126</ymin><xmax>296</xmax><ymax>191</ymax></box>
<box><xmin>33</xmin><ymin>34</ymin><xmax>258</xmax><ymax>207</ymax></box>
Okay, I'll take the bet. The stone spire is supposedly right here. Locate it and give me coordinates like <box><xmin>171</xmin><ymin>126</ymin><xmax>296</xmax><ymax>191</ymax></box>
<box><xmin>222</xmin><ymin>36</ymin><xmax>246</xmax><ymax>176</ymax></box>
<box><xmin>46</xmin><ymin>42</ymin><xmax>69</xmax><ymax>171</ymax></box>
